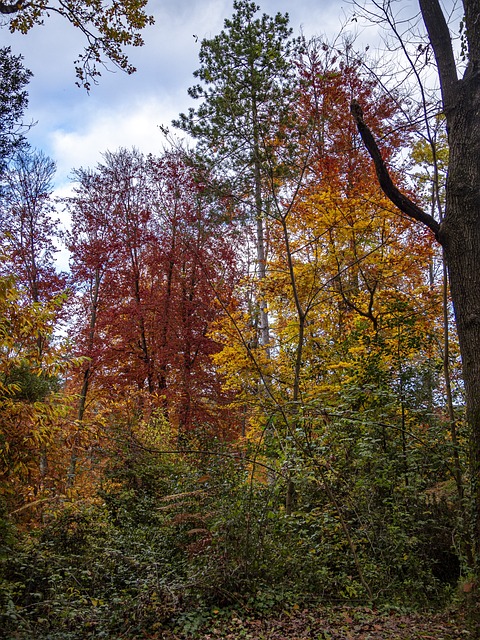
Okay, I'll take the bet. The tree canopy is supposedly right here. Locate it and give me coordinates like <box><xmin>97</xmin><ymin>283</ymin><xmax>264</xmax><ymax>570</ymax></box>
<box><xmin>0</xmin><ymin>46</ymin><xmax>30</xmax><ymax>176</ymax></box>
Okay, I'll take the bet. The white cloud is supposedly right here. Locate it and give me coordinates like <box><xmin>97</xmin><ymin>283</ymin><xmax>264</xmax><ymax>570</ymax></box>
<box><xmin>50</xmin><ymin>95</ymin><xmax>182</xmax><ymax>182</ymax></box>
<box><xmin>8</xmin><ymin>0</ymin><xmax>362</xmax><ymax>190</ymax></box>
<box><xmin>3</xmin><ymin>0</ymin><xmax>369</xmax><ymax>273</ymax></box>
<box><xmin>49</xmin><ymin>95</ymin><xmax>183</xmax><ymax>269</ymax></box>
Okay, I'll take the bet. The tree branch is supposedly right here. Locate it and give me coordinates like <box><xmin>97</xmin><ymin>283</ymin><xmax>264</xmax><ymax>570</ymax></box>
<box><xmin>463</xmin><ymin>0</ymin><xmax>480</xmax><ymax>65</ymax></box>
<box><xmin>350</xmin><ymin>99</ymin><xmax>441</xmax><ymax>241</ymax></box>
<box><xmin>418</xmin><ymin>0</ymin><xmax>458</xmax><ymax>110</ymax></box>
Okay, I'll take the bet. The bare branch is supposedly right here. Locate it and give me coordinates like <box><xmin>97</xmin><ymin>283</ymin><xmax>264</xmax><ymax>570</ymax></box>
<box><xmin>418</xmin><ymin>0</ymin><xmax>458</xmax><ymax>109</ymax></box>
<box><xmin>350</xmin><ymin>98</ymin><xmax>441</xmax><ymax>240</ymax></box>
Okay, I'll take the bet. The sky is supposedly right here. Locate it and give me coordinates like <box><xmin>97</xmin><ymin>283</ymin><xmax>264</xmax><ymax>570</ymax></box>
<box><xmin>4</xmin><ymin>0</ymin><xmax>363</xmax><ymax>189</ymax></box>
<box><xmin>5</xmin><ymin>0</ymin><xmax>462</xmax><ymax>273</ymax></box>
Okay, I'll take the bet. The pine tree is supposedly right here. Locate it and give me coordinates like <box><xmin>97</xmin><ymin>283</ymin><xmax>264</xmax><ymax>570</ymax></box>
<box><xmin>174</xmin><ymin>0</ymin><xmax>297</xmax><ymax>350</ymax></box>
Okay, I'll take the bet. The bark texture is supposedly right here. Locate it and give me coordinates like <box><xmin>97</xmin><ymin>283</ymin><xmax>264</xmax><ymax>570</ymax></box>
<box><xmin>442</xmin><ymin>65</ymin><xmax>480</xmax><ymax>577</ymax></box>
<box><xmin>351</xmin><ymin>0</ymin><xmax>480</xmax><ymax>594</ymax></box>
<box><xmin>420</xmin><ymin>0</ymin><xmax>480</xmax><ymax>582</ymax></box>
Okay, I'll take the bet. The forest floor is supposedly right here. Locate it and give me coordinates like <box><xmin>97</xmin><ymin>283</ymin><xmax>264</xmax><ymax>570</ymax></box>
<box><xmin>163</xmin><ymin>604</ymin><xmax>475</xmax><ymax>639</ymax></box>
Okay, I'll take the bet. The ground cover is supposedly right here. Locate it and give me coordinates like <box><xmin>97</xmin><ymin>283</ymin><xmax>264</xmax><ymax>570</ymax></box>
<box><xmin>162</xmin><ymin>604</ymin><xmax>472</xmax><ymax>639</ymax></box>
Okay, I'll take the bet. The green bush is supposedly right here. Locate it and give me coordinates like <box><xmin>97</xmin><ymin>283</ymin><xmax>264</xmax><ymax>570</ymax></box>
<box><xmin>0</xmin><ymin>434</ymin><xmax>461</xmax><ymax>639</ymax></box>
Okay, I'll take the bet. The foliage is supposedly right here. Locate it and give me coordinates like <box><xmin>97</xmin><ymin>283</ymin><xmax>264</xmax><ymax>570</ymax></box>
<box><xmin>0</xmin><ymin>2</ymin><xmax>472</xmax><ymax>636</ymax></box>
<box><xmin>0</xmin><ymin>430</ymin><xmax>461</xmax><ymax>639</ymax></box>
<box><xmin>65</xmin><ymin>148</ymin><xmax>240</xmax><ymax>444</ymax></box>
<box><xmin>174</xmin><ymin>0</ymin><xmax>297</xmax><ymax>179</ymax></box>
<box><xmin>0</xmin><ymin>46</ymin><xmax>31</xmax><ymax>177</ymax></box>
<box><xmin>0</xmin><ymin>274</ymin><xmax>68</xmax><ymax>515</ymax></box>
<box><xmin>1</xmin><ymin>0</ymin><xmax>154</xmax><ymax>89</ymax></box>
<box><xmin>174</xmin><ymin>0</ymin><xmax>300</xmax><ymax>354</ymax></box>
<box><xmin>0</xmin><ymin>147</ymin><xmax>65</xmax><ymax>305</ymax></box>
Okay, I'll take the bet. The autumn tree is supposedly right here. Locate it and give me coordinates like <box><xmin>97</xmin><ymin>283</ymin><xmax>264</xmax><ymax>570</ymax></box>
<box><xmin>146</xmin><ymin>151</ymin><xmax>240</xmax><ymax>437</ymax></box>
<box><xmin>64</xmin><ymin>166</ymin><xmax>118</xmax><ymax>488</ymax></box>
<box><xmin>66</xmin><ymin>148</ymin><xmax>240</xmax><ymax>447</ymax></box>
<box><xmin>208</xmin><ymin>35</ymin><xmax>461</xmax><ymax>598</ymax></box>
<box><xmin>0</xmin><ymin>147</ymin><xmax>66</xmax><ymax>489</ymax></box>
<box><xmin>265</xmin><ymin>39</ymin><xmax>435</xmax><ymax>403</ymax></box>
<box><xmin>0</xmin><ymin>147</ymin><xmax>63</xmax><ymax>306</ymax></box>
<box><xmin>0</xmin><ymin>272</ymin><xmax>67</xmax><ymax>514</ymax></box>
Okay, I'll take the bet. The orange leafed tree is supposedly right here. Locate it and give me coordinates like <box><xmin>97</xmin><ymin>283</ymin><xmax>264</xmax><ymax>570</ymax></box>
<box><xmin>213</xmin><ymin>39</ymin><xmax>445</xmax><ymax>482</ymax></box>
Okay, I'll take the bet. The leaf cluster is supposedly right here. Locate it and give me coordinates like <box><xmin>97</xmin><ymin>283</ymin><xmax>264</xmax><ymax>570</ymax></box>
<box><xmin>3</xmin><ymin>0</ymin><xmax>154</xmax><ymax>89</ymax></box>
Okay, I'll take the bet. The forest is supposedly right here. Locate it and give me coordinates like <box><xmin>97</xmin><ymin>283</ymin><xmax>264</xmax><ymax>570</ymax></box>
<box><xmin>0</xmin><ymin>0</ymin><xmax>479</xmax><ymax>638</ymax></box>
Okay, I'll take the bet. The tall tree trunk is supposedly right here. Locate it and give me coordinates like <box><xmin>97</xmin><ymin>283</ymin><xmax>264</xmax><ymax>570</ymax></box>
<box><xmin>350</xmin><ymin>0</ymin><xmax>480</xmax><ymax>614</ymax></box>
<box><xmin>67</xmin><ymin>267</ymin><xmax>102</xmax><ymax>489</ymax></box>
<box><xmin>420</xmin><ymin>0</ymin><xmax>480</xmax><ymax>583</ymax></box>
<box><xmin>442</xmin><ymin>257</ymin><xmax>464</xmax><ymax>501</ymax></box>
<box><xmin>251</xmin><ymin>78</ymin><xmax>270</xmax><ymax>353</ymax></box>
<box><xmin>442</xmin><ymin>87</ymin><xmax>480</xmax><ymax>574</ymax></box>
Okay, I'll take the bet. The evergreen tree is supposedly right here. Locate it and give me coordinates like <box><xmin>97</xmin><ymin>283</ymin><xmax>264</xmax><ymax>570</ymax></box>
<box><xmin>174</xmin><ymin>0</ymin><xmax>298</xmax><ymax>349</ymax></box>
<box><xmin>0</xmin><ymin>47</ymin><xmax>31</xmax><ymax>178</ymax></box>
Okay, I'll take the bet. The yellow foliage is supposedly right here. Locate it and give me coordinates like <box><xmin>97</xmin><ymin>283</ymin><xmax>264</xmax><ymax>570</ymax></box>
<box><xmin>0</xmin><ymin>276</ymin><xmax>70</xmax><ymax>517</ymax></box>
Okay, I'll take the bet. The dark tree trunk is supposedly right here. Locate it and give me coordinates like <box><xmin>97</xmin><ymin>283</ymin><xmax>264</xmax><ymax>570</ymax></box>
<box><xmin>351</xmin><ymin>0</ymin><xmax>480</xmax><ymax>604</ymax></box>
<box><xmin>441</xmin><ymin>69</ymin><xmax>480</xmax><ymax>574</ymax></box>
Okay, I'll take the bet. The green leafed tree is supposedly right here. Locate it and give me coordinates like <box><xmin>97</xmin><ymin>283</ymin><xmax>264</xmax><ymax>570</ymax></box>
<box><xmin>0</xmin><ymin>46</ymin><xmax>30</xmax><ymax>176</ymax></box>
<box><xmin>174</xmin><ymin>0</ymin><xmax>297</xmax><ymax>350</ymax></box>
<box><xmin>0</xmin><ymin>0</ymin><xmax>154</xmax><ymax>89</ymax></box>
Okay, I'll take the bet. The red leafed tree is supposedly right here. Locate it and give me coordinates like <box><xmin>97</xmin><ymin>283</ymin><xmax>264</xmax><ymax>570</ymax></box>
<box><xmin>88</xmin><ymin>148</ymin><xmax>155</xmax><ymax>397</ymax></box>
<box><xmin>293</xmin><ymin>40</ymin><xmax>413</xmax><ymax>203</ymax></box>
<box><xmin>67</xmin><ymin>148</ymin><xmax>240</xmax><ymax>449</ymax></box>
<box><xmin>65</xmin><ymin>166</ymin><xmax>121</xmax><ymax>487</ymax></box>
<box><xmin>146</xmin><ymin>152</ymin><xmax>240</xmax><ymax>436</ymax></box>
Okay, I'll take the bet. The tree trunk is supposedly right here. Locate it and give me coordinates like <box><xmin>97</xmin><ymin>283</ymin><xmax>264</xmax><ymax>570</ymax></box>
<box><xmin>440</xmin><ymin>70</ymin><xmax>480</xmax><ymax>575</ymax></box>
<box><xmin>251</xmin><ymin>70</ymin><xmax>270</xmax><ymax>353</ymax></box>
<box><xmin>67</xmin><ymin>267</ymin><xmax>101</xmax><ymax>489</ymax></box>
<box><xmin>350</xmin><ymin>0</ymin><xmax>480</xmax><ymax>602</ymax></box>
